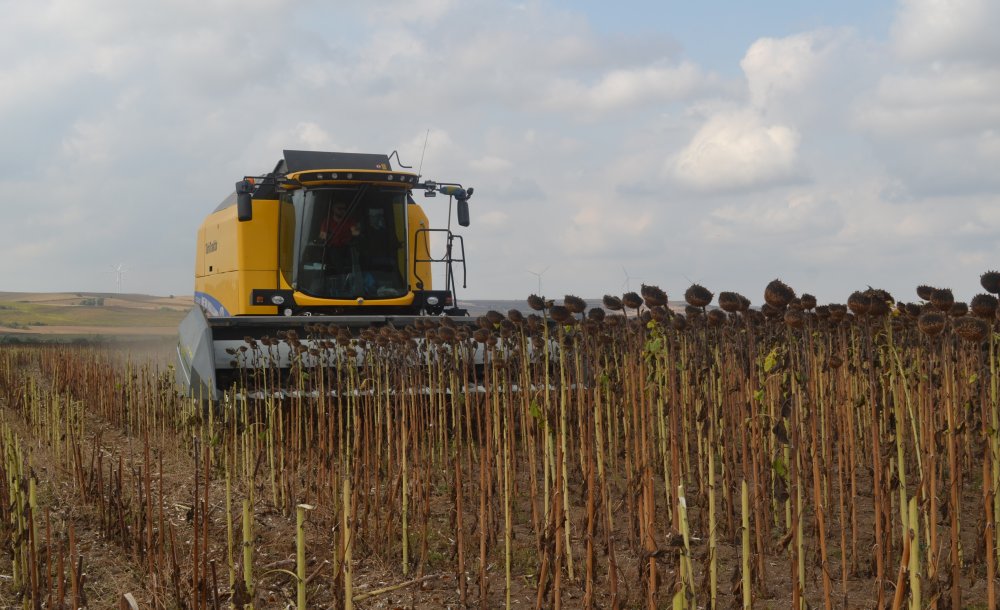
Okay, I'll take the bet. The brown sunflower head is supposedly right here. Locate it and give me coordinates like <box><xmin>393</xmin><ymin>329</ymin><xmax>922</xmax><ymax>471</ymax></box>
<box><xmin>904</xmin><ymin>302</ymin><xmax>922</xmax><ymax>319</ymax></box>
<box><xmin>930</xmin><ymin>288</ymin><xmax>954</xmax><ymax>312</ymax></box>
<box><xmin>917</xmin><ymin>311</ymin><xmax>946</xmax><ymax>337</ymax></box>
<box><xmin>815</xmin><ymin>305</ymin><xmax>831</xmax><ymax>321</ymax></box>
<box><xmin>868</xmin><ymin>288</ymin><xmax>894</xmax><ymax>305</ymax></box>
<box><xmin>527</xmin><ymin>294</ymin><xmax>546</xmax><ymax>311</ymax></box>
<box><xmin>718</xmin><ymin>291</ymin><xmax>742</xmax><ymax>313</ymax></box>
<box><xmin>507</xmin><ymin>309</ymin><xmax>525</xmax><ymax>324</ymax></box>
<box><xmin>981</xmin><ymin>271</ymin><xmax>1000</xmax><ymax>294</ymax></box>
<box><xmin>971</xmin><ymin>293</ymin><xmax>999</xmax><ymax>319</ymax></box>
<box><xmin>587</xmin><ymin>307</ymin><xmax>606</xmax><ymax>322</ymax></box>
<box><xmin>650</xmin><ymin>305</ymin><xmax>670</xmax><ymax>323</ymax></box>
<box><xmin>706</xmin><ymin>309</ymin><xmax>727</xmax><ymax>327</ymax></box>
<box><xmin>949</xmin><ymin>302</ymin><xmax>968</xmax><ymax>318</ymax></box>
<box><xmin>847</xmin><ymin>291</ymin><xmax>871</xmax><ymax>315</ymax></box>
<box><xmin>671</xmin><ymin>314</ymin><xmax>687</xmax><ymax>331</ymax></box>
<box><xmin>828</xmin><ymin>304</ymin><xmax>847</xmax><ymax>322</ymax></box>
<box><xmin>603</xmin><ymin>295</ymin><xmax>623</xmax><ymax>311</ymax></box>
<box><xmin>784</xmin><ymin>309</ymin><xmax>806</xmax><ymax>329</ymax></box>
<box><xmin>564</xmin><ymin>295</ymin><xmax>587</xmax><ymax>314</ymax></box>
<box><xmin>916</xmin><ymin>285</ymin><xmax>935</xmax><ymax>301</ymax></box>
<box><xmin>800</xmin><ymin>293</ymin><xmax>817</xmax><ymax>311</ymax></box>
<box><xmin>761</xmin><ymin>303</ymin><xmax>781</xmax><ymax>319</ymax></box>
<box><xmin>866</xmin><ymin>289</ymin><xmax>891</xmax><ymax>316</ymax></box>
<box><xmin>549</xmin><ymin>305</ymin><xmax>572</xmax><ymax>323</ymax></box>
<box><xmin>622</xmin><ymin>292</ymin><xmax>643</xmax><ymax>310</ymax></box>
<box><xmin>684</xmin><ymin>284</ymin><xmax>713</xmax><ymax>308</ymax></box>
<box><xmin>764</xmin><ymin>279</ymin><xmax>795</xmax><ymax>309</ymax></box>
<box><xmin>640</xmin><ymin>284</ymin><xmax>668</xmax><ymax>308</ymax></box>
<box><xmin>954</xmin><ymin>316</ymin><xmax>989</xmax><ymax>342</ymax></box>
<box><xmin>485</xmin><ymin>310</ymin><xmax>505</xmax><ymax>325</ymax></box>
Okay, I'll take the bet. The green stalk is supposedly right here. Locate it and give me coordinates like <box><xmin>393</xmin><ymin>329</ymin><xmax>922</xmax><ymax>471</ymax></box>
<box><xmin>741</xmin><ymin>479</ymin><xmax>751</xmax><ymax>610</ymax></box>
<box><xmin>908</xmin><ymin>496</ymin><xmax>920</xmax><ymax>610</ymax></box>
<box><xmin>344</xmin><ymin>476</ymin><xmax>353</xmax><ymax>610</ymax></box>
<box><xmin>242</xmin><ymin>498</ymin><xmax>254</xmax><ymax>609</ymax></box>
<box><xmin>708</xmin><ymin>431</ymin><xmax>717</xmax><ymax>609</ymax></box>
<box><xmin>296</xmin><ymin>503</ymin><xmax>314</xmax><ymax>610</ymax></box>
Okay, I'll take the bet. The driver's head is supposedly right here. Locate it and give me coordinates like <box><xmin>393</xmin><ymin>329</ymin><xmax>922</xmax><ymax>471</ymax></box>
<box><xmin>332</xmin><ymin>201</ymin><xmax>348</xmax><ymax>218</ymax></box>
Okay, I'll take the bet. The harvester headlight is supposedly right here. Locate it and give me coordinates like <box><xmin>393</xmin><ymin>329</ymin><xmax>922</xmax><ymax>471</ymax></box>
<box><xmin>426</xmin><ymin>296</ymin><xmax>439</xmax><ymax>306</ymax></box>
<box><xmin>271</xmin><ymin>295</ymin><xmax>285</xmax><ymax>305</ymax></box>
<box><xmin>283</xmin><ymin>308</ymin><xmax>293</xmax><ymax>316</ymax></box>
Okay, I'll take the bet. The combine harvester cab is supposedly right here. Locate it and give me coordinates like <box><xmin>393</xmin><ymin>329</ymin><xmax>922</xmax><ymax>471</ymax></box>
<box><xmin>176</xmin><ymin>149</ymin><xmax>476</xmax><ymax>402</ymax></box>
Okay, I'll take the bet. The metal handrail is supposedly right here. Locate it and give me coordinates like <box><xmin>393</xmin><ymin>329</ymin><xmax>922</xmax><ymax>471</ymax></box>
<box><xmin>413</xmin><ymin>228</ymin><xmax>467</xmax><ymax>297</ymax></box>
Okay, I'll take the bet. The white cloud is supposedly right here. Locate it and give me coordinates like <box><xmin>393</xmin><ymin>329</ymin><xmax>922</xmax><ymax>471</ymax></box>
<box><xmin>891</xmin><ymin>0</ymin><xmax>1000</xmax><ymax>63</ymax></box>
<box><xmin>671</xmin><ymin>110</ymin><xmax>801</xmax><ymax>191</ymax></box>
<box><xmin>538</xmin><ymin>60</ymin><xmax>718</xmax><ymax>114</ymax></box>
<box><xmin>469</xmin><ymin>156</ymin><xmax>513</xmax><ymax>173</ymax></box>
<box><xmin>856</xmin><ymin>64</ymin><xmax>1000</xmax><ymax>136</ymax></box>
<box><xmin>742</xmin><ymin>32</ymin><xmax>839</xmax><ymax>110</ymax></box>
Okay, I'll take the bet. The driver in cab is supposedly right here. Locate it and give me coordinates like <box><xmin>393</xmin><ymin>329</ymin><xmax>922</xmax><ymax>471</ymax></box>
<box><xmin>319</xmin><ymin>201</ymin><xmax>361</xmax><ymax>246</ymax></box>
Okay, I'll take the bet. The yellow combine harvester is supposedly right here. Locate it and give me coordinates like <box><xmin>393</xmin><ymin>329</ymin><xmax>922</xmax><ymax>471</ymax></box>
<box><xmin>176</xmin><ymin>149</ymin><xmax>474</xmax><ymax>401</ymax></box>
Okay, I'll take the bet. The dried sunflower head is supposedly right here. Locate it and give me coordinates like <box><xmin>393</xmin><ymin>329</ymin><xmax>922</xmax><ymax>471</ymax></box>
<box><xmin>718</xmin><ymin>292</ymin><xmax>742</xmax><ymax>313</ymax></box>
<box><xmin>549</xmin><ymin>305</ymin><xmax>572</xmax><ymax>323</ymax></box>
<box><xmin>641</xmin><ymin>284</ymin><xmax>668</xmax><ymax>308</ymax></box>
<box><xmin>981</xmin><ymin>271</ymin><xmax>1000</xmax><ymax>295</ymax></box>
<box><xmin>917</xmin><ymin>311</ymin><xmax>946</xmax><ymax>337</ymax></box>
<box><xmin>684</xmin><ymin>284</ymin><xmax>713</xmax><ymax>308</ymax></box>
<box><xmin>603</xmin><ymin>295</ymin><xmax>623</xmax><ymax>311</ymax></box>
<box><xmin>764</xmin><ymin>279</ymin><xmax>795</xmax><ymax>309</ymax></box>
<box><xmin>971</xmin><ymin>293</ymin><xmax>999</xmax><ymax>319</ymax></box>
<box><xmin>847</xmin><ymin>291</ymin><xmax>871</xmax><ymax>315</ymax></box>
<box><xmin>949</xmin><ymin>302</ymin><xmax>968</xmax><ymax>318</ymax></box>
<box><xmin>930</xmin><ymin>288</ymin><xmax>954</xmax><ymax>313</ymax></box>
<box><xmin>916</xmin><ymin>285</ymin><xmax>935</xmax><ymax>301</ymax></box>
<box><xmin>563</xmin><ymin>295</ymin><xmax>587</xmax><ymax>314</ymax></box>
<box><xmin>954</xmin><ymin>316</ymin><xmax>989</xmax><ymax>342</ymax></box>
<box><xmin>622</xmin><ymin>292</ymin><xmax>643</xmax><ymax>310</ymax></box>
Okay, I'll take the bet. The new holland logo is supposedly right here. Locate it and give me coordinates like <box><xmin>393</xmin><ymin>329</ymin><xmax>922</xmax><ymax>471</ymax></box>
<box><xmin>205</xmin><ymin>240</ymin><xmax>218</xmax><ymax>254</ymax></box>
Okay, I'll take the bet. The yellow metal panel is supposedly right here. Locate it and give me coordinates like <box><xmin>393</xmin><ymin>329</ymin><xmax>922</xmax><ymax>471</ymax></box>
<box><xmin>293</xmin><ymin>292</ymin><xmax>415</xmax><ymax>307</ymax></box>
<box><xmin>195</xmin><ymin>225</ymin><xmax>207</xmax><ymax>277</ymax></box>
<box><xmin>238</xmin><ymin>199</ymin><xmax>279</xmax><ymax>270</ymax></box>
<box><xmin>195</xmin><ymin>198</ymin><xmax>281</xmax><ymax>315</ymax></box>
<box><xmin>201</xmin><ymin>206</ymin><xmax>239</xmax><ymax>274</ymax></box>
<box><xmin>408</xmin><ymin>204</ymin><xmax>432</xmax><ymax>290</ymax></box>
<box><xmin>194</xmin><ymin>271</ymin><xmax>240</xmax><ymax>316</ymax></box>
<box><xmin>239</xmin><ymin>270</ymin><xmax>281</xmax><ymax>315</ymax></box>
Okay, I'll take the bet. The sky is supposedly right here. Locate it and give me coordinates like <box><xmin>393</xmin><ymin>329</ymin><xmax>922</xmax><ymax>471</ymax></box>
<box><xmin>2</xmin><ymin>0</ymin><xmax>999</xmax><ymax>306</ymax></box>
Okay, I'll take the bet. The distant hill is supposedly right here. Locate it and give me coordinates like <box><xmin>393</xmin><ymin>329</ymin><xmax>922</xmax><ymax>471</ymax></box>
<box><xmin>0</xmin><ymin>292</ymin><xmax>191</xmax><ymax>340</ymax></box>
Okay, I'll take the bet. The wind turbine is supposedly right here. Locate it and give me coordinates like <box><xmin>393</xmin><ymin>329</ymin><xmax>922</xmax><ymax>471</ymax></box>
<box><xmin>109</xmin><ymin>263</ymin><xmax>128</xmax><ymax>294</ymax></box>
<box><xmin>527</xmin><ymin>265</ymin><xmax>550</xmax><ymax>295</ymax></box>
<box><xmin>621</xmin><ymin>266</ymin><xmax>641</xmax><ymax>293</ymax></box>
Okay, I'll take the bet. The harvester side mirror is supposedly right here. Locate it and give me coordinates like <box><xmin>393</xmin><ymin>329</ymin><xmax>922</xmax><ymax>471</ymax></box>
<box><xmin>456</xmin><ymin>199</ymin><xmax>470</xmax><ymax>227</ymax></box>
<box><xmin>236</xmin><ymin>180</ymin><xmax>253</xmax><ymax>222</ymax></box>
